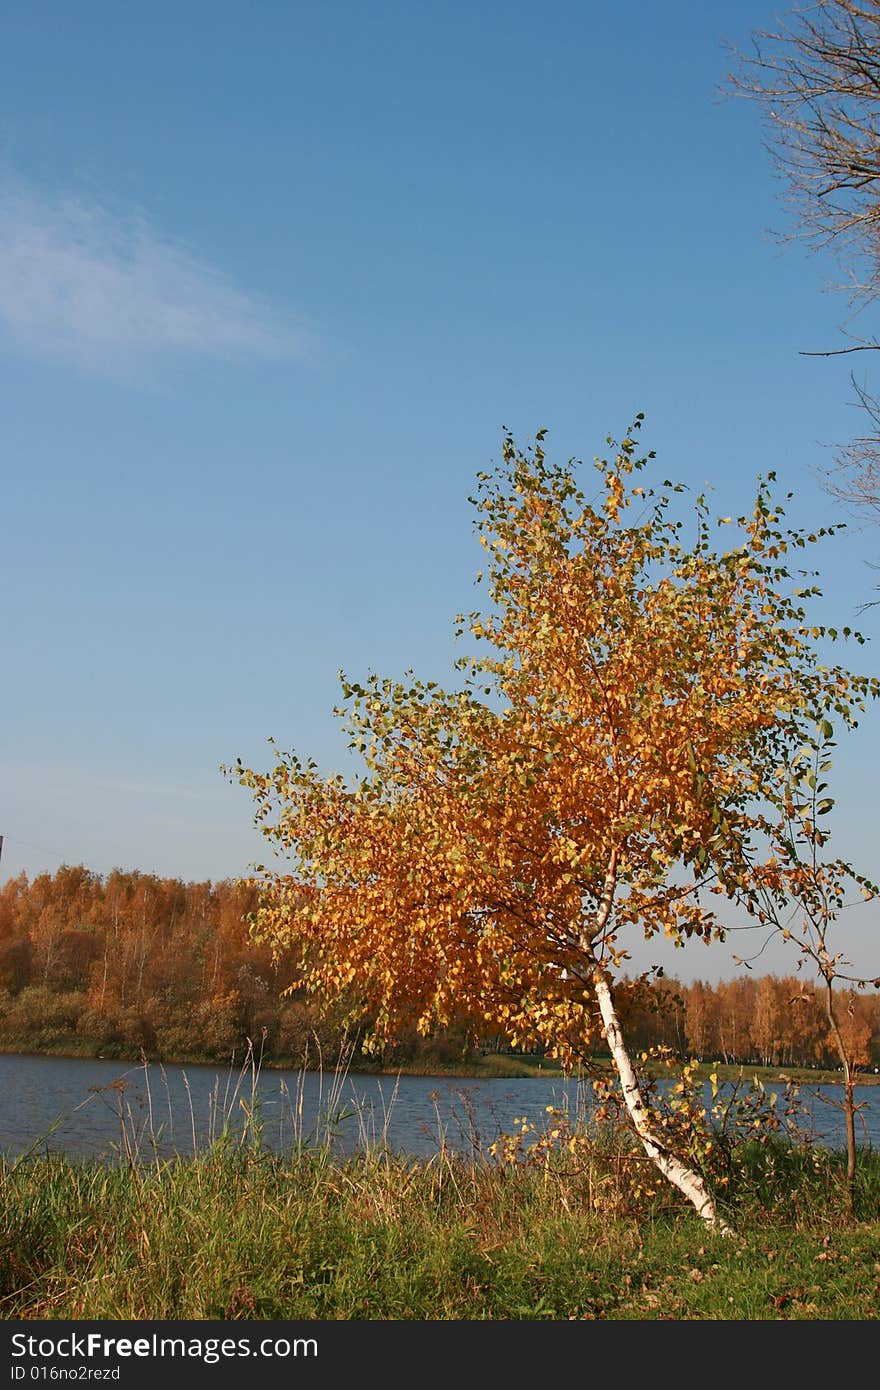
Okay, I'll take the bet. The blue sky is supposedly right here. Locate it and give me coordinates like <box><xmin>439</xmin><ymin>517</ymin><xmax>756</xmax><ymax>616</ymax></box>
<box><xmin>2</xmin><ymin>1</ymin><xmax>878</xmax><ymax>983</ymax></box>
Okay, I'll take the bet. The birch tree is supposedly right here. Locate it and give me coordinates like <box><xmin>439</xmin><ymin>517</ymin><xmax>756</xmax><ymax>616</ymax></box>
<box><xmin>230</xmin><ymin>419</ymin><xmax>878</xmax><ymax>1232</ymax></box>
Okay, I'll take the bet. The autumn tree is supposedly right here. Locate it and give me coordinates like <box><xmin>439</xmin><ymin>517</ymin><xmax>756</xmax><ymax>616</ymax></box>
<box><xmin>780</xmin><ymin>977</ymin><xmax>828</xmax><ymax>1066</ymax></box>
<box><xmin>230</xmin><ymin>419</ymin><xmax>878</xmax><ymax>1232</ymax></box>
<box><xmin>727</xmin><ymin>0</ymin><xmax>880</xmax><ymax>574</ymax></box>
<box><xmin>752</xmin><ymin>976</ymin><xmax>789</xmax><ymax>1067</ymax></box>
<box><xmin>682</xmin><ymin>980</ymin><xmax>721</xmax><ymax>1062</ymax></box>
<box><xmin>715</xmin><ymin>977</ymin><xmax>758</xmax><ymax>1064</ymax></box>
<box><xmin>0</xmin><ymin>865</ymin><xmax>297</xmax><ymax>1062</ymax></box>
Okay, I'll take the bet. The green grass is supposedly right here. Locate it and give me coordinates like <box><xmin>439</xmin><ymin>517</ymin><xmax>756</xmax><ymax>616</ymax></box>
<box><xmin>2</xmin><ymin>1136</ymin><xmax>879</xmax><ymax>1320</ymax></box>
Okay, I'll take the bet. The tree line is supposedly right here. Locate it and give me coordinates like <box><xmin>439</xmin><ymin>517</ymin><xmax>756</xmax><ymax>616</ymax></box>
<box><xmin>0</xmin><ymin>864</ymin><xmax>876</xmax><ymax>1072</ymax></box>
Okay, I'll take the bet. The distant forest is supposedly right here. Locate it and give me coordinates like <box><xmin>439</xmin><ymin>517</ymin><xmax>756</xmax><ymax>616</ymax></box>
<box><xmin>0</xmin><ymin>865</ymin><xmax>878</xmax><ymax>1071</ymax></box>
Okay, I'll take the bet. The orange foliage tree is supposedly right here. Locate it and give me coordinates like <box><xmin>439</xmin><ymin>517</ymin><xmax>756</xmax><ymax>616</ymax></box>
<box><xmin>230</xmin><ymin>419</ymin><xmax>879</xmax><ymax>1231</ymax></box>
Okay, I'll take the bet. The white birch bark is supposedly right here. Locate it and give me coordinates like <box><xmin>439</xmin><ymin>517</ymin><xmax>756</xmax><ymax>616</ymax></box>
<box><xmin>592</xmin><ymin>967</ymin><xmax>733</xmax><ymax>1235</ymax></box>
<box><xmin>583</xmin><ymin>851</ymin><xmax>733</xmax><ymax>1235</ymax></box>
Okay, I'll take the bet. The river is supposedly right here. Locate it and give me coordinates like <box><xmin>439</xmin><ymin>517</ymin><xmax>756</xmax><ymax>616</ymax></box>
<box><xmin>1</xmin><ymin>1052</ymin><xmax>877</xmax><ymax>1163</ymax></box>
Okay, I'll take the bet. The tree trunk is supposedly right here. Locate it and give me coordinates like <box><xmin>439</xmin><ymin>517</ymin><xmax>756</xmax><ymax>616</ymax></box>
<box><xmin>844</xmin><ymin>1068</ymin><xmax>856</xmax><ymax>1211</ymax></box>
<box><xmin>592</xmin><ymin>965</ymin><xmax>732</xmax><ymax>1235</ymax></box>
<box><xmin>822</xmin><ymin>975</ymin><xmax>857</xmax><ymax>1216</ymax></box>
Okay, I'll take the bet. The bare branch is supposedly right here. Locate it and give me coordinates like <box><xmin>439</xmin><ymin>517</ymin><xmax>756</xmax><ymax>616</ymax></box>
<box><xmin>726</xmin><ymin>1</ymin><xmax>880</xmax><ymax>573</ymax></box>
<box><xmin>725</xmin><ymin>1</ymin><xmax>880</xmax><ymax>294</ymax></box>
<box><xmin>800</xmin><ymin>342</ymin><xmax>880</xmax><ymax>353</ymax></box>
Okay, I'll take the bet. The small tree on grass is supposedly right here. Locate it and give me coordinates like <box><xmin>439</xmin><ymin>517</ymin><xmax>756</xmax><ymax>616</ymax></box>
<box><xmin>229</xmin><ymin>419</ymin><xmax>878</xmax><ymax>1233</ymax></box>
<box><xmin>732</xmin><ymin>713</ymin><xmax>879</xmax><ymax>1210</ymax></box>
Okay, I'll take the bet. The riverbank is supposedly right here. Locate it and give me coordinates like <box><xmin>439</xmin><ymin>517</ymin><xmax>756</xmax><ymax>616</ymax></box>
<box><xmin>3</xmin><ymin>1139</ymin><xmax>879</xmax><ymax>1319</ymax></box>
<box><xmin>1</xmin><ymin>1036</ymin><xmax>877</xmax><ymax>1088</ymax></box>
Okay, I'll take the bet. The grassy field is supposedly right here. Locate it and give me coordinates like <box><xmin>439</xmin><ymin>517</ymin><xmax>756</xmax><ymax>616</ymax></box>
<box><xmin>2</xmin><ymin>1128</ymin><xmax>879</xmax><ymax>1320</ymax></box>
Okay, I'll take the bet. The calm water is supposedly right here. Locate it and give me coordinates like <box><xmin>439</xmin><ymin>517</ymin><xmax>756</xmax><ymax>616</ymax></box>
<box><xmin>0</xmin><ymin>1052</ymin><xmax>877</xmax><ymax>1162</ymax></box>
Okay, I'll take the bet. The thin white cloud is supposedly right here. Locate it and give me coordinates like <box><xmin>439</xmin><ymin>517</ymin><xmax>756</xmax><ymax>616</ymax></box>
<box><xmin>0</xmin><ymin>185</ymin><xmax>307</xmax><ymax>377</ymax></box>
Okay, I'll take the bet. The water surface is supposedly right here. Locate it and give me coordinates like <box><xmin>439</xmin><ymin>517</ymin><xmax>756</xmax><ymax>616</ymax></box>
<box><xmin>1</xmin><ymin>1052</ymin><xmax>876</xmax><ymax>1162</ymax></box>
